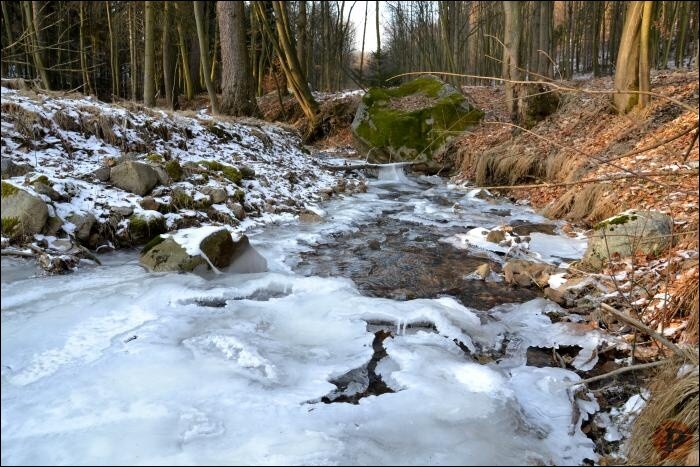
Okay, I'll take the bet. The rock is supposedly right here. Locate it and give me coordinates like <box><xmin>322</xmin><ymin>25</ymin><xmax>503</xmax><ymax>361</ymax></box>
<box><xmin>67</xmin><ymin>212</ymin><xmax>97</xmax><ymax>242</ymax></box>
<box><xmin>299</xmin><ymin>209</ymin><xmax>322</xmax><ymax>223</ymax></box>
<box><xmin>1</xmin><ymin>181</ymin><xmax>48</xmax><ymax>239</ymax></box>
<box><xmin>240</xmin><ymin>165</ymin><xmax>256</xmax><ymax>179</ymax></box>
<box><xmin>92</xmin><ymin>166</ymin><xmax>111</xmax><ymax>182</ymax></box>
<box><xmin>128</xmin><ymin>211</ymin><xmax>167</xmax><ymax>244</ymax></box>
<box><xmin>109</xmin><ymin>161</ymin><xmax>158</xmax><ymax>196</ymax></box>
<box><xmin>201</xmin><ymin>187</ymin><xmax>227</xmax><ymax>204</ymax></box>
<box><xmin>473</xmin><ymin>263</ymin><xmax>491</xmax><ymax>280</ymax></box>
<box><xmin>582</xmin><ymin>210</ymin><xmax>674</xmax><ymax>270</ymax></box>
<box><xmin>37</xmin><ymin>252</ymin><xmax>79</xmax><ymax>274</ymax></box>
<box><xmin>368</xmin><ymin>239</ymin><xmax>381</xmax><ymax>250</ymax></box>
<box><xmin>486</xmin><ymin>229</ymin><xmax>506</xmax><ymax>244</ymax></box>
<box><xmin>43</xmin><ymin>215</ymin><xmax>63</xmax><ymax>236</ymax></box>
<box><xmin>32</xmin><ymin>182</ymin><xmax>62</xmax><ymax>201</ymax></box>
<box><xmin>139</xmin><ymin>196</ymin><xmax>160</xmax><ymax>211</ymax></box>
<box><xmin>229</xmin><ymin>202</ymin><xmax>245</xmax><ymax>220</ymax></box>
<box><xmin>152</xmin><ymin>165</ymin><xmax>171</xmax><ymax>186</ymax></box>
<box><xmin>111</xmin><ymin>205</ymin><xmax>134</xmax><ymax>217</ymax></box>
<box><xmin>544</xmin><ymin>276</ymin><xmax>609</xmax><ymax>307</ymax></box>
<box><xmin>1</xmin><ymin>158</ymin><xmax>32</xmax><ymax>179</ymax></box>
<box><xmin>503</xmin><ymin>259</ymin><xmax>556</xmax><ymax>288</ymax></box>
<box><xmin>514</xmin><ymin>83</ymin><xmax>560</xmax><ymax>129</ymax></box>
<box><xmin>351</xmin><ymin>75</ymin><xmax>483</xmax><ymax>171</ymax></box>
<box><xmin>471</xmin><ymin>189</ymin><xmax>493</xmax><ymax>200</ymax></box>
<box><xmin>139</xmin><ymin>227</ymin><xmax>267</xmax><ymax>273</ymax></box>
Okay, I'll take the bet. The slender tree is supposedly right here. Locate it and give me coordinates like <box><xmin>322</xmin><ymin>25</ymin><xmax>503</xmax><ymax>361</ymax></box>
<box><xmin>194</xmin><ymin>0</ymin><xmax>219</xmax><ymax>114</ymax></box>
<box><xmin>144</xmin><ymin>0</ymin><xmax>156</xmax><ymax>106</ymax></box>
<box><xmin>613</xmin><ymin>1</ymin><xmax>645</xmax><ymax>113</ymax></box>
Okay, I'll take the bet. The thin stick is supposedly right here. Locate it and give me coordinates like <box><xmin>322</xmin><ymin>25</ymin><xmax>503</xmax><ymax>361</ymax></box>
<box><xmin>469</xmin><ymin>169</ymin><xmax>698</xmax><ymax>191</ymax></box>
<box><xmin>682</xmin><ymin>129</ymin><xmax>699</xmax><ymax>164</ymax></box>
<box><xmin>600</xmin><ymin>303</ymin><xmax>685</xmax><ymax>357</ymax></box>
<box><xmin>569</xmin><ymin>360</ymin><xmax>666</xmax><ymax>387</ymax></box>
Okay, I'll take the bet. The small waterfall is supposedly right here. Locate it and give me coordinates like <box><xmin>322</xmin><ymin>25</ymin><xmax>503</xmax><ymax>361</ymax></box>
<box><xmin>376</xmin><ymin>163</ymin><xmax>412</xmax><ymax>184</ymax></box>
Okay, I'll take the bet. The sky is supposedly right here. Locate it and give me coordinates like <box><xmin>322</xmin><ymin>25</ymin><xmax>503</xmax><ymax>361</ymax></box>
<box><xmin>348</xmin><ymin>1</ymin><xmax>385</xmax><ymax>53</ymax></box>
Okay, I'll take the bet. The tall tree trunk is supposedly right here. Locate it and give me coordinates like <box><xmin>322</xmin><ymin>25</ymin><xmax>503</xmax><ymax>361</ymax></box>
<box><xmin>537</xmin><ymin>1</ymin><xmax>553</xmax><ymax>77</ymax></box>
<box><xmin>638</xmin><ymin>1</ymin><xmax>653</xmax><ymax>108</ymax></box>
<box><xmin>162</xmin><ymin>1</ymin><xmax>176</xmax><ymax>109</ymax></box>
<box><xmin>105</xmin><ymin>1</ymin><xmax>119</xmax><ymax>98</ymax></box>
<box><xmin>502</xmin><ymin>1</ymin><xmax>522</xmax><ymax>120</ymax></box>
<box><xmin>128</xmin><ymin>2</ymin><xmax>137</xmax><ymax>100</ymax></box>
<box><xmin>297</xmin><ymin>1</ymin><xmax>307</xmax><ymax>78</ymax></box>
<box><xmin>360</xmin><ymin>1</ymin><xmax>368</xmax><ymax>80</ymax></box>
<box><xmin>218</xmin><ymin>1</ymin><xmax>259</xmax><ymax>116</ymax></box>
<box><xmin>194</xmin><ymin>0</ymin><xmax>219</xmax><ymax>114</ymax></box>
<box><xmin>375</xmin><ymin>0</ymin><xmax>381</xmax><ymax>73</ymax></box>
<box><xmin>144</xmin><ymin>1</ymin><xmax>156</xmax><ymax>106</ymax></box>
<box><xmin>24</xmin><ymin>1</ymin><xmax>50</xmax><ymax>89</ymax></box>
<box><xmin>79</xmin><ymin>1</ymin><xmax>94</xmax><ymax>95</ymax></box>
<box><xmin>613</xmin><ymin>1</ymin><xmax>644</xmax><ymax>113</ymax></box>
<box><xmin>173</xmin><ymin>2</ymin><xmax>194</xmax><ymax>100</ymax></box>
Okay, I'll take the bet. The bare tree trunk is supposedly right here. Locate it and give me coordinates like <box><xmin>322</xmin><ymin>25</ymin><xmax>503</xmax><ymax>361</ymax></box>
<box><xmin>297</xmin><ymin>1</ymin><xmax>307</xmax><ymax>78</ymax></box>
<box><xmin>105</xmin><ymin>1</ymin><xmax>119</xmax><ymax>98</ymax></box>
<box><xmin>24</xmin><ymin>1</ymin><xmax>50</xmax><ymax>89</ymax></box>
<box><xmin>376</xmin><ymin>0</ymin><xmax>381</xmax><ymax>73</ymax></box>
<box><xmin>128</xmin><ymin>2</ymin><xmax>137</xmax><ymax>100</ymax></box>
<box><xmin>360</xmin><ymin>1</ymin><xmax>368</xmax><ymax>80</ymax></box>
<box><xmin>162</xmin><ymin>1</ymin><xmax>176</xmax><ymax>109</ymax></box>
<box><xmin>194</xmin><ymin>0</ymin><xmax>219</xmax><ymax>114</ymax></box>
<box><xmin>613</xmin><ymin>1</ymin><xmax>644</xmax><ymax>113</ymax></box>
<box><xmin>502</xmin><ymin>1</ymin><xmax>522</xmax><ymax>120</ymax></box>
<box><xmin>218</xmin><ymin>1</ymin><xmax>259</xmax><ymax>116</ymax></box>
<box><xmin>79</xmin><ymin>1</ymin><xmax>94</xmax><ymax>95</ymax></box>
<box><xmin>144</xmin><ymin>1</ymin><xmax>156</xmax><ymax>106</ymax></box>
<box><xmin>638</xmin><ymin>1</ymin><xmax>653</xmax><ymax>108</ymax></box>
<box><xmin>173</xmin><ymin>2</ymin><xmax>194</xmax><ymax>101</ymax></box>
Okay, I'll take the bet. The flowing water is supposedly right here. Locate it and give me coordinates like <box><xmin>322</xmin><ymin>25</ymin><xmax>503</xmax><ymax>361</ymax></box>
<box><xmin>1</xmin><ymin>165</ymin><xmax>600</xmax><ymax>465</ymax></box>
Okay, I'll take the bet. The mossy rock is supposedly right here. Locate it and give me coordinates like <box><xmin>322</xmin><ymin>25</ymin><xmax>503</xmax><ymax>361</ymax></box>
<box><xmin>164</xmin><ymin>160</ymin><xmax>183</xmax><ymax>181</ymax></box>
<box><xmin>582</xmin><ymin>210</ymin><xmax>674</xmax><ymax>270</ymax></box>
<box><xmin>198</xmin><ymin>160</ymin><xmax>242</xmax><ymax>184</ymax></box>
<box><xmin>170</xmin><ymin>190</ymin><xmax>195</xmax><ymax>210</ymax></box>
<box><xmin>351</xmin><ymin>75</ymin><xmax>483</xmax><ymax>171</ymax></box>
<box><xmin>31</xmin><ymin>175</ymin><xmax>52</xmax><ymax>187</ymax></box>
<box><xmin>232</xmin><ymin>189</ymin><xmax>245</xmax><ymax>203</ymax></box>
<box><xmin>145</xmin><ymin>153</ymin><xmax>165</xmax><ymax>163</ymax></box>
<box><xmin>1</xmin><ymin>182</ymin><xmax>48</xmax><ymax>239</ymax></box>
<box><xmin>128</xmin><ymin>211</ymin><xmax>167</xmax><ymax>244</ymax></box>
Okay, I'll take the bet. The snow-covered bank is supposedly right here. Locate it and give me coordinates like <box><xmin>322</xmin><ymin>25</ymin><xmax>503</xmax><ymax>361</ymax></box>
<box><xmin>1</xmin><ymin>86</ymin><xmax>364</xmax><ymax>271</ymax></box>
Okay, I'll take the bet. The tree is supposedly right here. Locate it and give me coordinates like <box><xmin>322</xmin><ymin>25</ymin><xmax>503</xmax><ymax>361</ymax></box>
<box><xmin>502</xmin><ymin>1</ymin><xmax>522</xmax><ymax>120</ymax></box>
<box><xmin>143</xmin><ymin>0</ymin><xmax>156</xmax><ymax>106</ymax></box>
<box><xmin>162</xmin><ymin>1</ymin><xmax>177</xmax><ymax>109</ymax></box>
<box><xmin>194</xmin><ymin>0</ymin><xmax>219</xmax><ymax>114</ymax></box>
<box><xmin>613</xmin><ymin>1</ymin><xmax>652</xmax><ymax>114</ymax></box>
<box><xmin>217</xmin><ymin>1</ymin><xmax>259</xmax><ymax>116</ymax></box>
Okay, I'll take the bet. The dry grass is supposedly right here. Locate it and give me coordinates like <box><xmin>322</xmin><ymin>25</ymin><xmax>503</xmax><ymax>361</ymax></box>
<box><xmin>474</xmin><ymin>147</ymin><xmax>543</xmax><ymax>186</ymax></box>
<box><xmin>666</xmin><ymin>267</ymin><xmax>700</xmax><ymax>345</ymax></box>
<box><xmin>627</xmin><ymin>350</ymin><xmax>699</xmax><ymax>466</ymax></box>
<box><xmin>542</xmin><ymin>183</ymin><xmax>617</xmax><ymax>224</ymax></box>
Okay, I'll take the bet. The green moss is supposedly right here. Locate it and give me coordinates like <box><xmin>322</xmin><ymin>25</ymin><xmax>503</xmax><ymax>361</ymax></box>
<box><xmin>355</xmin><ymin>76</ymin><xmax>484</xmax><ymax>162</ymax></box>
<box><xmin>1</xmin><ymin>216</ymin><xmax>20</xmax><ymax>236</ymax></box>
<box><xmin>232</xmin><ymin>189</ymin><xmax>245</xmax><ymax>203</ymax></box>
<box><xmin>594</xmin><ymin>212</ymin><xmax>640</xmax><ymax>230</ymax></box>
<box><xmin>1</xmin><ymin>181</ymin><xmax>19</xmax><ymax>198</ymax></box>
<box><xmin>170</xmin><ymin>190</ymin><xmax>195</xmax><ymax>210</ymax></box>
<box><xmin>31</xmin><ymin>175</ymin><xmax>52</xmax><ymax>186</ymax></box>
<box><xmin>145</xmin><ymin>153</ymin><xmax>164</xmax><ymax>163</ymax></box>
<box><xmin>128</xmin><ymin>214</ymin><xmax>167</xmax><ymax>244</ymax></box>
<box><xmin>240</xmin><ymin>165</ymin><xmax>256</xmax><ymax>179</ymax></box>
<box><xmin>164</xmin><ymin>160</ymin><xmax>183</xmax><ymax>181</ymax></box>
<box><xmin>198</xmin><ymin>160</ymin><xmax>242</xmax><ymax>184</ymax></box>
<box><xmin>141</xmin><ymin>234</ymin><xmax>165</xmax><ymax>255</ymax></box>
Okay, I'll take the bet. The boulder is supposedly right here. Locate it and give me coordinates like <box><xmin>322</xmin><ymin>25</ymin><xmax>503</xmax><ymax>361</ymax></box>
<box><xmin>139</xmin><ymin>196</ymin><xmax>160</xmax><ymax>211</ymax></box>
<box><xmin>109</xmin><ymin>161</ymin><xmax>158</xmax><ymax>196</ymax></box>
<box><xmin>503</xmin><ymin>259</ymin><xmax>556</xmax><ymax>288</ymax></box>
<box><xmin>139</xmin><ymin>226</ymin><xmax>267</xmax><ymax>273</ymax></box>
<box><xmin>1</xmin><ymin>181</ymin><xmax>48</xmax><ymax>239</ymax></box>
<box><xmin>486</xmin><ymin>229</ymin><xmax>506</xmax><ymax>244</ymax></box>
<box><xmin>201</xmin><ymin>187</ymin><xmax>227</xmax><ymax>204</ymax></box>
<box><xmin>581</xmin><ymin>210</ymin><xmax>674</xmax><ymax>270</ymax></box>
<box><xmin>67</xmin><ymin>212</ymin><xmax>97</xmax><ymax>242</ymax></box>
<box><xmin>1</xmin><ymin>158</ymin><xmax>32</xmax><ymax>179</ymax></box>
<box><xmin>351</xmin><ymin>75</ymin><xmax>483</xmax><ymax>171</ymax></box>
<box><xmin>473</xmin><ymin>263</ymin><xmax>491</xmax><ymax>280</ymax></box>
<box><xmin>33</xmin><ymin>182</ymin><xmax>62</xmax><ymax>201</ymax></box>
<box><xmin>128</xmin><ymin>211</ymin><xmax>167</xmax><ymax>244</ymax></box>
<box><xmin>92</xmin><ymin>166</ymin><xmax>111</xmax><ymax>182</ymax></box>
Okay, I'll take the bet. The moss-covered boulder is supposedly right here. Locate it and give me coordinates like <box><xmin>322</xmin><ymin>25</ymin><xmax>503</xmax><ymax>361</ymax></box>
<box><xmin>581</xmin><ymin>210</ymin><xmax>674</xmax><ymax>270</ymax></box>
<box><xmin>1</xmin><ymin>181</ymin><xmax>48</xmax><ymax>239</ymax></box>
<box><xmin>128</xmin><ymin>211</ymin><xmax>167</xmax><ymax>244</ymax></box>
<box><xmin>351</xmin><ymin>75</ymin><xmax>483</xmax><ymax>171</ymax></box>
<box><xmin>139</xmin><ymin>226</ymin><xmax>267</xmax><ymax>273</ymax></box>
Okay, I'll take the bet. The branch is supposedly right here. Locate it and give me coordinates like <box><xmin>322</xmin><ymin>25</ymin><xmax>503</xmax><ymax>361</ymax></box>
<box><xmin>569</xmin><ymin>360</ymin><xmax>665</xmax><ymax>387</ymax></box>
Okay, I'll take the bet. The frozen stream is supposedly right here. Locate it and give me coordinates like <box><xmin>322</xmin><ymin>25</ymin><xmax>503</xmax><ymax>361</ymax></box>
<box><xmin>2</xmin><ymin>167</ymin><xmax>600</xmax><ymax>465</ymax></box>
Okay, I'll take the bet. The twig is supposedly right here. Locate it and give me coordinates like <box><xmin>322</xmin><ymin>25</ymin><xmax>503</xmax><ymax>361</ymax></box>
<box><xmin>569</xmin><ymin>360</ymin><xmax>666</xmax><ymax>387</ymax></box>
<box><xmin>682</xmin><ymin>129</ymin><xmax>699</xmax><ymax>164</ymax></box>
<box><xmin>468</xmin><ymin>169</ymin><xmax>698</xmax><ymax>191</ymax></box>
<box><xmin>600</xmin><ymin>303</ymin><xmax>685</xmax><ymax>357</ymax></box>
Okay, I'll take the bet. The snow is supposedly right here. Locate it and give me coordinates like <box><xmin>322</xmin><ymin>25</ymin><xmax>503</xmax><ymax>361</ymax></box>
<box><xmin>163</xmin><ymin>225</ymin><xmax>230</xmax><ymax>256</ymax></box>
<box><xmin>1</xmin><ymin>170</ymin><xmax>605</xmax><ymax>465</ymax></box>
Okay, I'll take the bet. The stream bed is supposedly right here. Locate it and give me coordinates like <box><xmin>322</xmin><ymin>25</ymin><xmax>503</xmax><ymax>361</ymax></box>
<box><xmin>2</xmin><ymin>166</ymin><xmax>603</xmax><ymax>465</ymax></box>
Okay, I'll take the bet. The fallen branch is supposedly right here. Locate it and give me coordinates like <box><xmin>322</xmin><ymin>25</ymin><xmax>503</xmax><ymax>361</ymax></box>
<box><xmin>468</xmin><ymin>169</ymin><xmax>698</xmax><ymax>191</ymax></box>
<box><xmin>0</xmin><ymin>248</ymin><xmax>35</xmax><ymax>258</ymax></box>
<box><xmin>320</xmin><ymin>162</ymin><xmax>416</xmax><ymax>172</ymax></box>
<box><xmin>600</xmin><ymin>302</ymin><xmax>685</xmax><ymax>357</ymax></box>
<box><xmin>569</xmin><ymin>360</ymin><xmax>666</xmax><ymax>387</ymax></box>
